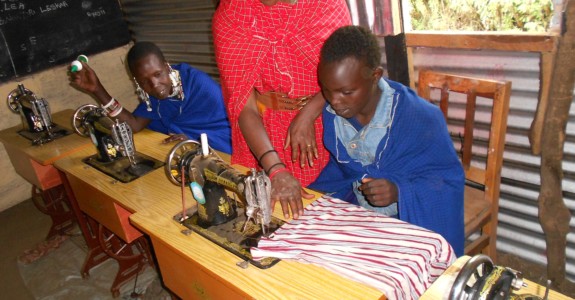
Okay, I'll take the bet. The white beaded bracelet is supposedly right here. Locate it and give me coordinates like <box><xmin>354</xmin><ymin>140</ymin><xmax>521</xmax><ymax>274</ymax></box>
<box><xmin>102</xmin><ymin>98</ymin><xmax>123</xmax><ymax>117</ymax></box>
<box><xmin>109</xmin><ymin>106</ymin><xmax>123</xmax><ymax>117</ymax></box>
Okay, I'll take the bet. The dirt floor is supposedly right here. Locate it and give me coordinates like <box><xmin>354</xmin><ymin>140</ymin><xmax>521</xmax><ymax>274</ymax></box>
<box><xmin>498</xmin><ymin>251</ymin><xmax>575</xmax><ymax>298</ymax></box>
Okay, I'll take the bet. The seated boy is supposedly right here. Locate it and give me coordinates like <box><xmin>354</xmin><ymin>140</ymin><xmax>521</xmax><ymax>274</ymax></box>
<box><xmin>69</xmin><ymin>41</ymin><xmax>232</xmax><ymax>154</ymax></box>
<box><xmin>308</xmin><ymin>25</ymin><xmax>465</xmax><ymax>255</ymax></box>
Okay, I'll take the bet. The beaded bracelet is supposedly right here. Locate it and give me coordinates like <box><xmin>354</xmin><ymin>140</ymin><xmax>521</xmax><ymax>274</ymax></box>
<box><xmin>109</xmin><ymin>105</ymin><xmax>123</xmax><ymax>117</ymax></box>
<box><xmin>101</xmin><ymin>98</ymin><xmax>123</xmax><ymax>117</ymax></box>
<box><xmin>265</xmin><ymin>162</ymin><xmax>285</xmax><ymax>175</ymax></box>
<box><xmin>269</xmin><ymin>167</ymin><xmax>289</xmax><ymax>180</ymax></box>
<box><xmin>258</xmin><ymin>149</ymin><xmax>277</xmax><ymax>163</ymax></box>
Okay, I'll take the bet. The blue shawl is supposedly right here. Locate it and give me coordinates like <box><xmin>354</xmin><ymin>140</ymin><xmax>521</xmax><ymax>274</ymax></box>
<box><xmin>309</xmin><ymin>79</ymin><xmax>465</xmax><ymax>255</ymax></box>
<box><xmin>133</xmin><ymin>63</ymin><xmax>232</xmax><ymax>154</ymax></box>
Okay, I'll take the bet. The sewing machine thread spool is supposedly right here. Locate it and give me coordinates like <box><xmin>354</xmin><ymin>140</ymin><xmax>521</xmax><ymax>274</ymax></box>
<box><xmin>70</xmin><ymin>61</ymin><xmax>83</xmax><ymax>73</ymax></box>
<box><xmin>189</xmin><ymin>182</ymin><xmax>206</xmax><ymax>204</ymax></box>
<box><xmin>70</xmin><ymin>55</ymin><xmax>88</xmax><ymax>72</ymax></box>
<box><xmin>201</xmin><ymin>133</ymin><xmax>209</xmax><ymax>156</ymax></box>
<box><xmin>77</xmin><ymin>55</ymin><xmax>89</xmax><ymax>63</ymax></box>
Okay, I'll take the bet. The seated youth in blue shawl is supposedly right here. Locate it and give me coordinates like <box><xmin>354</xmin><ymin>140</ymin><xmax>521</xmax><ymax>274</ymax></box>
<box><xmin>69</xmin><ymin>41</ymin><xmax>232</xmax><ymax>154</ymax></box>
<box><xmin>308</xmin><ymin>26</ymin><xmax>465</xmax><ymax>255</ymax></box>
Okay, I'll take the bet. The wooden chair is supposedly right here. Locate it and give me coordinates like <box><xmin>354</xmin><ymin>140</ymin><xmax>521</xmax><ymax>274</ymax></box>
<box><xmin>417</xmin><ymin>70</ymin><xmax>511</xmax><ymax>262</ymax></box>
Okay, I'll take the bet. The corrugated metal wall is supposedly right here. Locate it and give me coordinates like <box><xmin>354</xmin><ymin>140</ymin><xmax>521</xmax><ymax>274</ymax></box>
<box><xmin>405</xmin><ymin>48</ymin><xmax>575</xmax><ymax>281</ymax></box>
<box><xmin>119</xmin><ymin>0</ymin><xmax>575</xmax><ymax>282</ymax></box>
<box><xmin>119</xmin><ymin>0</ymin><xmax>220</xmax><ymax>78</ymax></box>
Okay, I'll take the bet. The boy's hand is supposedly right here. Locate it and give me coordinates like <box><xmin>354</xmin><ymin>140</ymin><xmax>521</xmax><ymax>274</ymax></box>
<box><xmin>358</xmin><ymin>177</ymin><xmax>398</xmax><ymax>207</ymax></box>
<box><xmin>270</xmin><ymin>171</ymin><xmax>304</xmax><ymax>219</ymax></box>
<box><xmin>162</xmin><ymin>133</ymin><xmax>188</xmax><ymax>144</ymax></box>
<box><xmin>69</xmin><ymin>62</ymin><xmax>103</xmax><ymax>94</ymax></box>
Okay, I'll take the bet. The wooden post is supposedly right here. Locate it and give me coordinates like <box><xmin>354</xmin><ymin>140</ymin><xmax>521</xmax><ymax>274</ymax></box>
<box><xmin>537</xmin><ymin>0</ymin><xmax>574</xmax><ymax>290</ymax></box>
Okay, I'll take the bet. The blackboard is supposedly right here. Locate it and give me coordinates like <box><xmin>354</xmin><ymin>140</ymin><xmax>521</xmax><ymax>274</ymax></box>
<box><xmin>0</xmin><ymin>0</ymin><xmax>131</xmax><ymax>83</ymax></box>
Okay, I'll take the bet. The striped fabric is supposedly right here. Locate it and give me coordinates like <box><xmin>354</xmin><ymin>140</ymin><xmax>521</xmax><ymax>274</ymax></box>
<box><xmin>251</xmin><ymin>196</ymin><xmax>456</xmax><ymax>299</ymax></box>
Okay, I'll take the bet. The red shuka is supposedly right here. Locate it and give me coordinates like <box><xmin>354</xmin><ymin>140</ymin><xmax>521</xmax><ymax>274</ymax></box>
<box><xmin>213</xmin><ymin>0</ymin><xmax>351</xmax><ymax>186</ymax></box>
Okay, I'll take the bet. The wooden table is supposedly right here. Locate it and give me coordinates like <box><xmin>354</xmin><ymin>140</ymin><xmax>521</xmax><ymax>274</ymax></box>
<box><xmin>54</xmin><ymin>127</ymin><xmax>385</xmax><ymax>299</ymax></box>
<box><xmin>421</xmin><ymin>255</ymin><xmax>572</xmax><ymax>299</ymax></box>
<box><xmin>130</xmin><ymin>171</ymin><xmax>386</xmax><ymax>300</ymax></box>
<box><xmin>54</xmin><ymin>129</ymin><xmax>179</xmax><ymax>297</ymax></box>
<box><xmin>41</xmin><ymin>123</ymin><xmax>572</xmax><ymax>300</ymax></box>
<box><xmin>0</xmin><ymin>109</ymin><xmax>91</xmax><ymax>237</ymax></box>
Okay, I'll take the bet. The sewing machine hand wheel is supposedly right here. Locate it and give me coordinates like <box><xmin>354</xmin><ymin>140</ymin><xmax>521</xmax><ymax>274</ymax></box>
<box><xmin>165</xmin><ymin>139</ymin><xmax>202</xmax><ymax>185</ymax></box>
<box><xmin>73</xmin><ymin>104</ymin><xmax>98</xmax><ymax>137</ymax></box>
<box><xmin>449</xmin><ymin>254</ymin><xmax>494</xmax><ymax>300</ymax></box>
<box><xmin>6</xmin><ymin>86</ymin><xmax>33</xmax><ymax>113</ymax></box>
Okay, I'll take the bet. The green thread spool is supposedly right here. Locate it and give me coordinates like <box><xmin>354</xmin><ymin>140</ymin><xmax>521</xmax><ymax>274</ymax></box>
<box><xmin>77</xmin><ymin>55</ymin><xmax>89</xmax><ymax>63</ymax></box>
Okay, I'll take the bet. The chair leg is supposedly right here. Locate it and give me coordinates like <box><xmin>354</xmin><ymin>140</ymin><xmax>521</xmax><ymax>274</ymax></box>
<box><xmin>482</xmin><ymin>221</ymin><xmax>498</xmax><ymax>263</ymax></box>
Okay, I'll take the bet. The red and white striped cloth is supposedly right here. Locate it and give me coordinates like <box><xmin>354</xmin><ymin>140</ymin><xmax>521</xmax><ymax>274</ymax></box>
<box><xmin>251</xmin><ymin>196</ymin><xmax>456</xmax><ymax>299</ymax></box>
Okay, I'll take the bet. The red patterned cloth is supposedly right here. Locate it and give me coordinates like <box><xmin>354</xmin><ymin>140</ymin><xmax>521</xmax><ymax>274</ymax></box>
<box><xmin>213</xmin><ymin>0</ymin><xmax>351</xmax><ymax>186</ymax></box>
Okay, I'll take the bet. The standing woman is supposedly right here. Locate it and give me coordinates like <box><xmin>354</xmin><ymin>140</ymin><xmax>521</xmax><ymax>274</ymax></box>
<box><xmin>213</xmin><ymin>0</ymin><xmax>351</xmax><ymax>219</ymax></box>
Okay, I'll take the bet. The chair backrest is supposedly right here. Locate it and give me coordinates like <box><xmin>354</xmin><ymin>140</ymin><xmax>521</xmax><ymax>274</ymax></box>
<box><xmin>417</xmin><ymin>70</ymin><xmax>511</xmax><ymax>260</ymax></box>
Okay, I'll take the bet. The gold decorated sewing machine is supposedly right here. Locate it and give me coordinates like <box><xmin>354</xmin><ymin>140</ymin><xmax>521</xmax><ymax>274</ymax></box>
<box><xmin>72</xmin><ymin>104</ymin><xmax>163</xmax><ymax>183</ymax></box>
<box><xmin>164</xmin><ymin>138</ymin><xmax>285</xmax><ymax>268</ymax></box>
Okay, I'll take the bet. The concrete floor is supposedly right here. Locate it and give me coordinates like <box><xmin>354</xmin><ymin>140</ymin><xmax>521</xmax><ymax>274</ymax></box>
<box><xmin>0</xmin><ymin>198</ymin><xmax>170</xmax><ymax>300</ymax></box>
<box><xmin>0</xmin><ymin>199</ymin><xmax>50</xmax><ymax>300</ymax></box>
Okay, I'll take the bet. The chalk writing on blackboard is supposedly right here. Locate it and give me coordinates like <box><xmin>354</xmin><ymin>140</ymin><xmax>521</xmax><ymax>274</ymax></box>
<box><xmin>0</xmin><ymin>0</ymin><xmax>131</xmax><ymax>83</ymax></box>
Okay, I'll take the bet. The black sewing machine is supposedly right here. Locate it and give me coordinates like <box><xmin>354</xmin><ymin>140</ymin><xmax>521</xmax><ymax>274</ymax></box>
<box><xmin>7</xmin><ymin>84</ymin><xmax>69</xmax><ymax>145</ymax></box>
<box><xmin>450</xmin><ymin>254</ymin><xmax>550</xmax><ymax>300</ymax></box>
<box><xmin>72</xmin><ymin>104</ymin><xmax>163</xmax><ymax>183</ymax></box>
<box><xmin>165</xmin><ymin>138</ymin><xmax>284</xmax><ymax>269</ymax></box>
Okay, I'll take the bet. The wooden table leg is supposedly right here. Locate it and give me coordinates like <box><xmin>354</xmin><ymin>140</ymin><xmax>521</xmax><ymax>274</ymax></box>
<box><xmin>31</xmin><ymin>185</ymin><xmax>76</xmax><ymax>239</ymax></box>
<box><xmin>60</xmin><ymin>172</ymin><xmax>155</xmax><ymax>298</ymax></box>
<box><xmin>60</xmin><ymin>175</ymin><xmax>111</xmax><ymax>277</ymax></box>
<box><xmin>97</xmin><ymin>224</ymin><xmax>153</xmax><ymax>298</ymax></box>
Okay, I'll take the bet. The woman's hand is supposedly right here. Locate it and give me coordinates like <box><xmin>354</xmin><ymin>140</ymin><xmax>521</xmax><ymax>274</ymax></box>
<box><xmin>284</xmin><ymin>92</ymin><xmax>325</xmax><ymax>168</ymax></box>
<box><xmin>270</xmin><ymin>171</ymin><xmax>304</xmax><ymax>219</ymax></box>
<box><xmin>285</xmin><ymin>112</ymin><xmax>318</xmax><ymax>168</ymax></box>
<box><xmin>358</xmin><ymin>177</ymin><xmax>398</xmax><ymax>207</ymax></box>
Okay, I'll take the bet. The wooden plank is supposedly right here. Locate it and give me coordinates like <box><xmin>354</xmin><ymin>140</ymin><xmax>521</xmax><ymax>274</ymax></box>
<box><xmin>406</xmin><ymin>32</ymin><xmax>557</xmax><ymax>52</ymax></box>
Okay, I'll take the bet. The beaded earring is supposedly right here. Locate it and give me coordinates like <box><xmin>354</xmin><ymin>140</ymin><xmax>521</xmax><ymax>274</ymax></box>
<box><xmin>134</xmin><ymin>78</ymin><xmax>152</xmax><ymax>112</ymax></box>
<box><xmin>167</xmin><ymin>63</ymin><xmax>184</xmax><ymax>100</ymax></box>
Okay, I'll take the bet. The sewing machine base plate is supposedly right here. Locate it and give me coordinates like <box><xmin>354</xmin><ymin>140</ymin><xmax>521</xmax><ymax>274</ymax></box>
<box><xmin>83</xmin><ymin>152</ymin><xmax>164</xmax><ymax>183</ymax></box>
<box><xmin>18</xmin><ymin>124</ymin><xmax>70</xmax><ymax>145</ymax></box>
<box><xmin>174</xmin><ymin>206</ymin><xmax>284</xmax><ymax>269</ymax></box>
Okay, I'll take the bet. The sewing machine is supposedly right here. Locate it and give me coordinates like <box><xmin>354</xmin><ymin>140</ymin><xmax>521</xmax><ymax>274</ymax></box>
<box><xmin>165</xmin><ymin>138</ymin><xmax>283</xmax><ymax>268</ymax></box>
<box><xmin>446</xmin><ymin>254</ymin><xmax>550</xmax><ymax>300</ymax></box>
<box><xmin>7</xmin><ymin>84</ymin><xmax>69</xmax><ymax>145</ymax></box>
<box><xmin>72</xmin><ymin>104</ymin><xmax>163</xmax><ymax>183</ymax></box>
